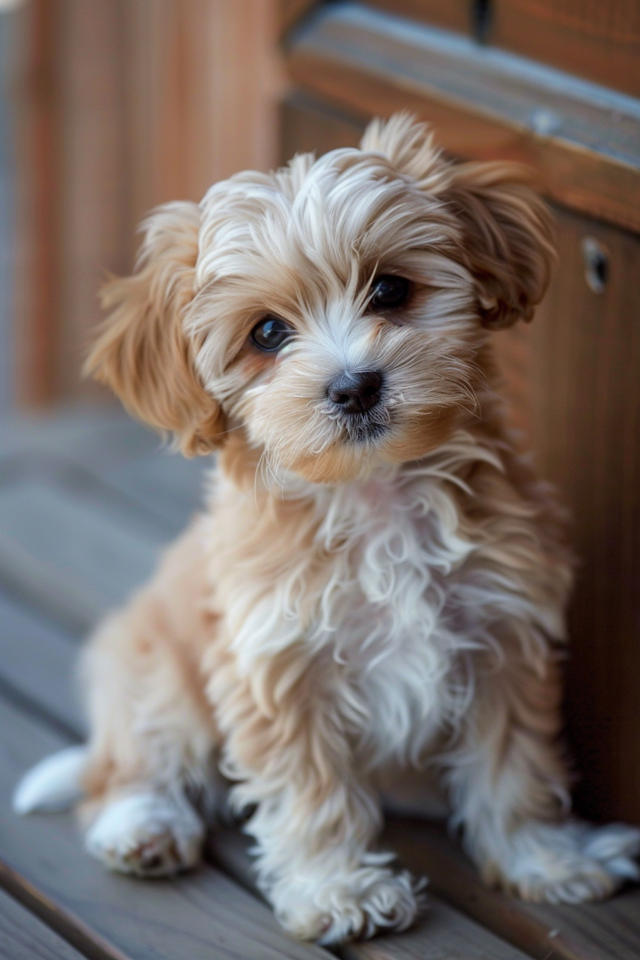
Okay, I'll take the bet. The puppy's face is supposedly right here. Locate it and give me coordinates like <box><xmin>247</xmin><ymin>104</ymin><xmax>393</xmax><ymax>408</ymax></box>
<box><xmin>189</xmin><ymin>150</ymin><xmax>478</xmax><ymax>484</ymax></box>
<box><xmin>87</xmin><ymin>116</ymin><xmax>554</xmax><ymax>484</ymax></box>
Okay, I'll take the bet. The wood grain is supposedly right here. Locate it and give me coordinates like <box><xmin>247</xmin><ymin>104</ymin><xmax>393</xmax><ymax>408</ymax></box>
<box><xmin>286</xmin><ymin>2</ymin><xmax>640</xmax><ymax>233</ymax></box>
<box><xmin>367</xmin><ymin>0</ymin><xmax>640</xmax><ymax>96</ymax></box>
<box><xmin>494</xmin><ymin>1</ymin><xmax>640</xmax><ymax>98</ymax></box>
<box><xmin>280</xmin><ymin>0</ymin><xmax>316</xmax><ymax>33</ymax></box>
<box><xmin>13</xmin><ymin>0</ymin><xmax>62</xmax><ymax>406</ymax></box>
<box><xmin>384</xmin><ymin>817</ymin><xmax>640</xmax><ymax>960</ymax></box>
<box><xmin>0</xmin><ymin>695</ymin><xmax>332</xmax><ymax>960</ymax></box>
<box><xmin>0</xmin><ymin>481</ymin><xmax>160</xmax><ymax>608</ymax></box>
<box><xmin>15</xmin><ymin>0</ymin><xmax>282</xmax><ymax>406</ymax></box>
<box><xmin>280</xmin><ymin>91</ymin><xmax>363</xmax><ymax>164</ymax></box>
<box><xmin>55</xmin><ymin>2</ymin><xmax>130</xmax><ymax>402</ymax></box>
<box><xmin>208</xmin><ymin>829</ymin><xmax>534</xmax><ymax>960</ymax></box>
<box><xmin>0</xmin><ymin>590</ymin><xmax>83</xmax><ymax>735</ymax></box>
<box><xmin>367</xmin><ymin>0</ymin><xmax>470</xmax><ymax>35</ymax></box>
<box><xmin>492</xmin><ymin>210</ymin><xmax>640</xmax><ymax>824</ymax></box>
<box><xmin>0</xmin><ymin>885</ymin><xmax>87</xmax><ymax>960</ymax></box>
<box><xmin>523</xmin><ymin>208</ymin><xmax>640</xmax><ymax>825</ymax></box>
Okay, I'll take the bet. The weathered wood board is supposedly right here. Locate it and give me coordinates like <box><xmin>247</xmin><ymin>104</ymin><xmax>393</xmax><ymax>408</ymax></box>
<box><xmin>0</xmin><ymin>697</ymin><xmax>332</xmax><ymax>960</ymax></box>
<box><xmin>0</xmin><ymin>885</ymin><xmax>87</xmax><ymax>960</ymax></box>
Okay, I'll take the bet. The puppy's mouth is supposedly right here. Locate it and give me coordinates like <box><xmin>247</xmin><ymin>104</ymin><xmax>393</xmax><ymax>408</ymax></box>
<box><xmin>325</xmin><ymin>403</ymin><xmax>392</xmax><ymax>445</ymax></box>
<box><xmin>340</xmin><ymin>412</ymin><xmax>390</xmax><ymax>444</ymax></box>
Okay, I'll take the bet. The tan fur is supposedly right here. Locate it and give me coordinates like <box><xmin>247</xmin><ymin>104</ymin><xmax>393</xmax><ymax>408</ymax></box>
<box><xmin>85</xmin><ymin>203</ymin><xmax>226</xmax><ymax>455</ymax></box>
<box><xmin>71</xmin><ymin>114</ymin><xmax>639</xmax><ymax>943</ymax></box>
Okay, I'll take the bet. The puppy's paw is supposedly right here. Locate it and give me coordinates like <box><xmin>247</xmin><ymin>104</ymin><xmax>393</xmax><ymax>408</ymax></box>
<box><xmin>85</xmin><ymin>791</ymin><xmax>204</xmax><ymax>878</ymax></box>
<box><xmin>502</xmin><ymin>820</ymin><xmax>640</xmax><ymax>904</ymax></box>
<box><xmin>275</xmin><ymin>867</ymin><xmax>424</xmax><ymax>944</ymax></box>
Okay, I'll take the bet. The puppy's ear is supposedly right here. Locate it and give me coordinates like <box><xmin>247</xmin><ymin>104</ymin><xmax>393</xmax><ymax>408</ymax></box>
<box><xmin>362</xmin><ymin>113</ymin><xmax>555</xmax><ymax>329</ymax></box>
<box><xmin>441</xmin><ymin>161</ymin><xmax>555</xmax><ymax>329</ymax></box>
<box><xmin>85</xmin><ymin>201</ymin><xmax>225</xmax><ymax>456</ymax></box>
<box><xmin>360</xmin><ymin>112</ymin><xmax>444</xmax><ymax>187</ymax></box>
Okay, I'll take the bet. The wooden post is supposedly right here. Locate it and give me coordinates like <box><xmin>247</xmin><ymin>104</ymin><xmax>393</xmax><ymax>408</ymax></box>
<box><xmin>14</xmin><ymin>0</ymin><xmax>281</xmax><ymax>406</ymax></box>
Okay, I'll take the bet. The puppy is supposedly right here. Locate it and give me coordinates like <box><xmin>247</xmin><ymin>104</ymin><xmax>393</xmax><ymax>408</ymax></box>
<box><xmin>15</xmin><ymin>114</ymin><xmax>640</xmax><ymax>944</ymax></box>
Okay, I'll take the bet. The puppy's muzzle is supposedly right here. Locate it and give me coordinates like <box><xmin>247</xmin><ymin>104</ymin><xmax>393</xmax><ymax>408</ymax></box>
<box><xmin>327</xmin><ymin>370</ymin><xmax>384</xmax><ymax>415</ymax></box>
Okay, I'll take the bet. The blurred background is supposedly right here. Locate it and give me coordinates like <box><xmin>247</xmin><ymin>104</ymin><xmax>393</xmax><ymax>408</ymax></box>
<box><xmin>0</xmin><ymin>0</ymin><xmax>638</xmax><ymax>828</ymax></box>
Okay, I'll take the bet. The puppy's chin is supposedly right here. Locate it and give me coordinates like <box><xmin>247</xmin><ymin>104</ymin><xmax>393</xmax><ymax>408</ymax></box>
<box><xmin>287</xmin><ymin>444</ymin><xmax>378</xmax><ymax>485</ymax></box>
<box><xmin>284</xmin><ymin>408</ymin><xmax>461</xmax><ymax>485</ymax></box>
<box><xmin>380</xmin><ymin>407</ymin><xmax>461</xmax><ymax>466</ymax></box>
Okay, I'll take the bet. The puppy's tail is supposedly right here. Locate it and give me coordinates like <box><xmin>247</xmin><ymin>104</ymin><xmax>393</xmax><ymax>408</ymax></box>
<box><xmin>13</xmin><ymin>745</ymin><xmax>88</xmax><ymax>815</ymax></box>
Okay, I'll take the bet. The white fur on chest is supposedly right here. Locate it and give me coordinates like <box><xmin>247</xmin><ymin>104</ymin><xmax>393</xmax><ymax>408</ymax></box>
<box><xmin>212</xmin><ymin>434</ymin><xmax>504</xmax><ymax>766</ymax></box>
<box><xmin>305</xmin><ymin>444</ymin><xmax>496</xmax><ymax>766</ymax></box>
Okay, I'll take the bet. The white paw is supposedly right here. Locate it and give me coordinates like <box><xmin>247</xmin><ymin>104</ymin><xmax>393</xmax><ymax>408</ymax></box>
<box><xmin>85</xmin><ymin>791</ymin><xmax>205</xmax><ymax>878</ymax></box>
<box><xmin>503</xmin><ymin>820</ymin><xmax>640</xmax><ymax>904</ymax></box>
<box><xmin>274</xmin><ymin>866</ymin><xmax>425</xmax><ymax>944</ymax></box>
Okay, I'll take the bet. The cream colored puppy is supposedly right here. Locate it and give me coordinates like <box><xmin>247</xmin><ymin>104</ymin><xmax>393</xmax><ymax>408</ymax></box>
<box><xmin>15</xmin><ymin>115</ymin><xmax>640</xmax><ymax>944</ymax></box>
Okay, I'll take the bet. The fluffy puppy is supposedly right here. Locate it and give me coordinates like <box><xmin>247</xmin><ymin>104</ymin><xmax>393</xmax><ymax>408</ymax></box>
<box><xmin>15</xmin><ymin>114</ymin><xmax>640</xmax><ymax>944</ymax></box>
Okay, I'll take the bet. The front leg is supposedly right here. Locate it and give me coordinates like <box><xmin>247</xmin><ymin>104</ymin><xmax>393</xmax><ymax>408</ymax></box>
<box><xmin>445</xmin><ymin>646</ymin><xmax>640</xmax><ymax>903</ymax></box>
<box><xmin>209</xmin><ymin>643</ymin><xmax>421</xmax><ymax>944</ymax></box>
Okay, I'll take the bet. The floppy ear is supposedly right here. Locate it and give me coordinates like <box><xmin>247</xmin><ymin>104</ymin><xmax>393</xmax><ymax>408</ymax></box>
<box><xmin>441</xmin><ymin>161</ymin><xmax>555</xmax><ymax>329</ymax></box>
<box><xmin>85</xmin><ymin>201</ymin><xmax>225</xmax><ymax>456</ymax></box>
<box><xmin>361</xmin><ymin>114</ymin><xmax>555</xmax><ymax>329</ymax></box>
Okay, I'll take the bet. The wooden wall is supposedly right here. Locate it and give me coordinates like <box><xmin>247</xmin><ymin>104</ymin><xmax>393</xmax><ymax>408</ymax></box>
<box><xmin>369</xmin><ymin>0</ymin><xmax>640</xmax><ymax>95</ymax></box>
<box><xmin>14</xmin><ymin>0</ymin><xmax>281</xmax><ymax>405</ymax></box>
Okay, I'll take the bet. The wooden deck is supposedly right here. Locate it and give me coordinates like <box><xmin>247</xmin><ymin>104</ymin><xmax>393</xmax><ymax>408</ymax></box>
<box><xmin>0</xmin><ymin>407</ymin><xmax>638</xmax><ymax>960</ymax></box>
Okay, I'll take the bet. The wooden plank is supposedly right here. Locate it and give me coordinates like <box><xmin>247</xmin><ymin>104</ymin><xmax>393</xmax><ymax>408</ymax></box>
<box><xmin>0</xmin><ymin>413</ymin><xmax>208</xmax><ymax>624</ymax></box>
<box><xmin>55</xmin><ymin>1</ymin><xmax>129</xmax><ymax>402</ymax></box>
<box><xmin>13</xmin><ymin>0</ymin><xmax>62</xmax><ymax>406</ymax></box>
<box><xmin>280</xmin><ymin>91</ymin><xmax>363</xmax><ymax>165</ymax></box>
<box><xmin>286</xmin><ymin>2</ymin><xmax>640</xmax><ymax>233</ymax></box>
<box><xmin>493</xmin><ymin>1</ymin><xmax>640</xmax><ymax>98</ymax></box>
<box><xmin>281</xmin><ymin>0</ymin><xmax>316</xmax><ymax>34</ymax></box>
<box><xmin>367</xmin><ymin>0</ymin><xmax>640</xmax><ymax>96</ymax></box>
<box><xmin>0</xmin><ymin>447</ymin><xmax>180</xmax><ymax>541</ymax></box>
<box><xmin>384</xmin><ymin>817</ymin><xmax>640</xmax><ymax>960</ymax></box>
<box><xmin>492</xmin><ymin>208</ymin><xmax>640</xmax><ymax>826</ymax></box>
<box><xmin>16</xmin><ymin>1</ymin><xmax>281</xmax><ymax>406</ymax></box>
<box><xmin>521</xmin><ymin>208</ymin><xmax>640</xmax><ymax>825</ymax></box>
<box><xmin>0</xmin><ymin>409</ymin><xmax>160</xmax><ymax>475</ymax></box>
<box><xmin>0</xmin><ymin>885</ymin><xmax>87</xmax><ymax>960</ymax></box>
<box><xmin>0</xmin><ymin>480</ymin><xmax>160</xmax><ymax>612</ymax></box>
<box><xmin>104</xmin><ymin>452</ymin><xmax>209</xmax><ymax>533</ymax></box>
<box><xmin>0</xmin><ymin>589</ymin><xmax>84</xmax><ymax>735</ymax></box>
<box><xmin>0</xmin><ymin>696</ymin><xmax>331</xmax><ymax>960</ymax></box>
<box><xmin>208</xmin><ymin>829</ymin><xmax>533</xmax><ymax>960</ymax></box>
<box><xmin>367</xmin><ymin>0</ymin><xmax>469</xmax><ymax>35</ymax></box>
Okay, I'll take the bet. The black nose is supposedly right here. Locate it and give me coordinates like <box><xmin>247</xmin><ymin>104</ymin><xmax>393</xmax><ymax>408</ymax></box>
<box><xmin>327</xmin><ymin>371</ymin><xmax>384</xmax><ymax>414</ymax></box>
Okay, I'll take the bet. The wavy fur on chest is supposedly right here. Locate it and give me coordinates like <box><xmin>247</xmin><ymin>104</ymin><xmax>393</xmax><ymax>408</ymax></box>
<box><xmin>204</xmin><ymin>422</ymin><xmax>571</xmax><ymax>778</ymax></box>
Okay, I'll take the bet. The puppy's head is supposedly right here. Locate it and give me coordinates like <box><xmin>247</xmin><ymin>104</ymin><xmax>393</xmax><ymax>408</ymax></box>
<box><xmin>87</xmin><ymin>114</ymin><xmax>554</xmax><ymax>483</ymax></box>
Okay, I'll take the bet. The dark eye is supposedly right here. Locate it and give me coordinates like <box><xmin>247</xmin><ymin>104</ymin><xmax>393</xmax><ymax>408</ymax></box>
<box><xmin>369</xmin><ymin>275</ymin><xmax>410</xmax><ymax>310</ymax></box>
<box><xmin>250</xmin><ymin>316</ymin><xmax>293</xmax><ymax>352</ymax></box>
